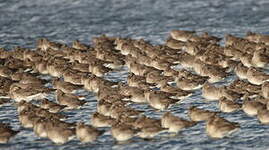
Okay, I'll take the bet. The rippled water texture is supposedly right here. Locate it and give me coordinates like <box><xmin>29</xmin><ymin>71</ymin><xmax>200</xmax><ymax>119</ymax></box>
<box><xmin>1</xmin><ymin>0</ymin><xmax>269</xmax><ymax>149</ymax></box>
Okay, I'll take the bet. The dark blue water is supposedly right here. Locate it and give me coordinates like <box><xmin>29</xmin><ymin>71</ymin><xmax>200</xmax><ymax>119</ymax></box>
<box><xmin>0</xmin><ymin>0</ymin><xmax>269</xmax><ymax>149</ymax></box>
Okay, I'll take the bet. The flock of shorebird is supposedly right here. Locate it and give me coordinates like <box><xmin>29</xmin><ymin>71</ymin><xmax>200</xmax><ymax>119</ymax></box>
<box><xmin>0</xmin><ymin>30</ymin><xmax>269</xmax><ymax>145</ymax></box>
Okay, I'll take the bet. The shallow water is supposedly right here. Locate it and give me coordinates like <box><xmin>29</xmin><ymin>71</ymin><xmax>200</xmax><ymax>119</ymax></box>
<box><xmin>0</xmin><ymin>0</ymin><xmax>269</xmax><ymax>149</ymax></box>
